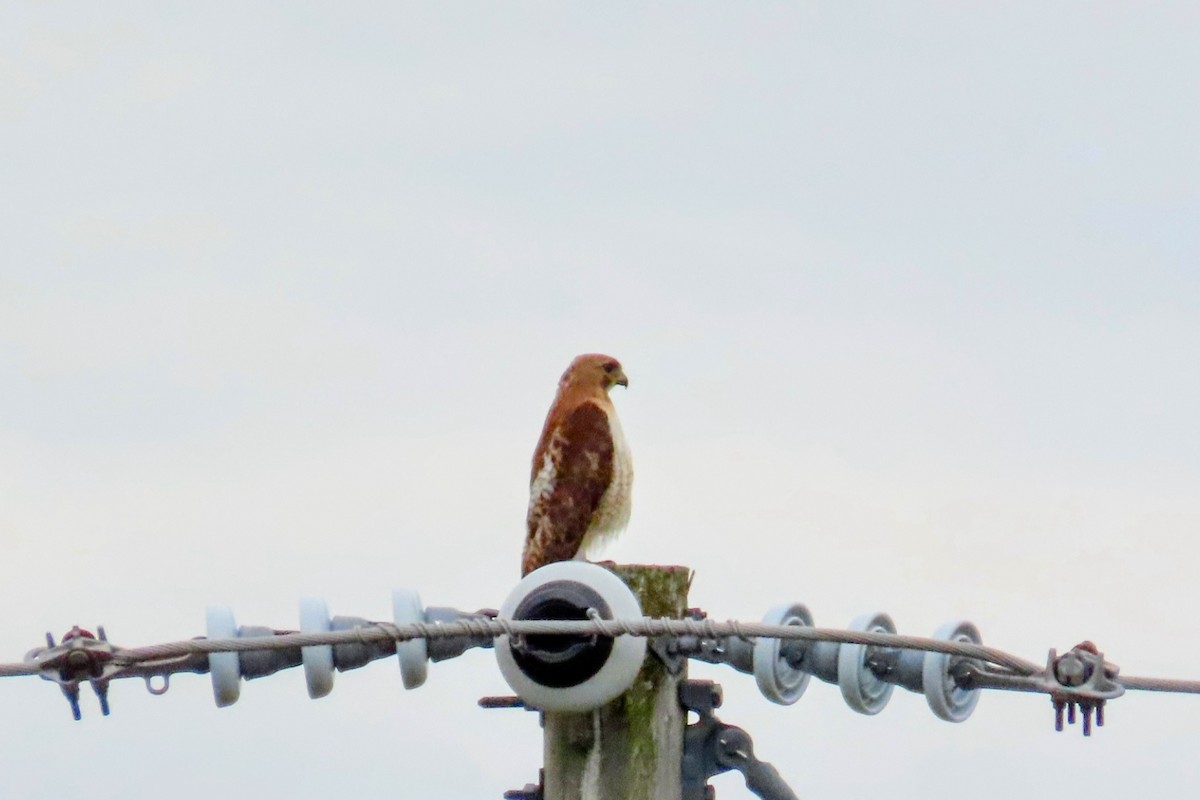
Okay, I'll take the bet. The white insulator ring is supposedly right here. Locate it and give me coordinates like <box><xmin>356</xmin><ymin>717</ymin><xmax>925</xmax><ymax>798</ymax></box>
<box><xmin>838</xmin><ymin>611</ymin><xmax>896</xmax><ymax>715</ymax></box>
<box><xmin>495</xmin><ymin>562</ymin><xmax>646</xmax><ymax>712</ymax></box>
<box><xmin>206</xmin><ymin>605</ymin><xmax>241</xmax><ymax>708</ymax></box>
<box><xmin>923</xmin><ymin>620</ymin><xmax>983</xmax><ymax>723</ymax></box>
<box><xmin>392</xmin><ymin>589</ymin><xmax>428</xmax><ymax>690</ymax></box>
<box><xmin>753</xmin><ymin>603</ymin><xmax>813</xmax><ymax>705</ymax></box>
<box><xmin>299</xmin><ymin>597</ymin><xmax>335</xmax><ymax>699</ymax></box>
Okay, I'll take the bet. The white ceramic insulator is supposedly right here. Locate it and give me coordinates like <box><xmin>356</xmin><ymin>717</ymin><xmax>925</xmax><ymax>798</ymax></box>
<box><xmin>299</xmin><ymin>596</ymin><xmax>335</xmax><ymax>699</ymax></box>
<box><xmin>753</xmin><ymin>603</ymin><xmax>813</xmax><ymax>705</ymax></box>
<box><xmin>838</xmin><ymin>611</ymin><xmax>896</xmax><ymax>715</ymax></box>
<box><xmin>392</xmin><ymin>589</ymin><xmax>429</xmax><ymax>690</ymax></box>
<box><xmin>923</xmin><ymin>620</ymin><xmax>983</xmax><ymax>723</ymax></box>
<box><xmin>206</xmin><ymin>605</ymin><xmax>241</xmax><ymax>708</ymax></box>
<box><xmin>494</xmin><ymin>561</ymin><xmax>646</xmax><ymax>712</ymax></box>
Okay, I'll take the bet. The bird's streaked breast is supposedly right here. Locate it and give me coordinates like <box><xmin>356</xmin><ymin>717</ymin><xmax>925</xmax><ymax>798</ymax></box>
<box><xmin>582</xmin><ymin>407</ymin><xmax>632</xmax><ymax>555</ymax></box>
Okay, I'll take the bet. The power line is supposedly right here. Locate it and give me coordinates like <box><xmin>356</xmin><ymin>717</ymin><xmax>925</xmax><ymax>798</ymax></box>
<box><xmin>8</xmin><ymin>615</ymin><xmax>1200</xmax><ymax>693</ymax></box>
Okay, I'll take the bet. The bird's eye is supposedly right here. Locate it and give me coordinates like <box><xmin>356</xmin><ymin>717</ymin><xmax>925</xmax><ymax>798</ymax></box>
<box><xmin>603</xmin><ymin>362</ymin><xmax>617</xmax><ymax>373</ymax></box>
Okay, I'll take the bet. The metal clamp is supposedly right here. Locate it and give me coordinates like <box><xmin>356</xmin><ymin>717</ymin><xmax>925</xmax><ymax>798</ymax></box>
<box><xmin>680</xmin><ymin>679</ymin><xmax>799</xmax><ymax>800</ymax></box>
<box><xmin>25</xmin><ymin>627</ymin><xmax>120</xmax><ymax>720</ymax></box>
<box><xmin>1046</xmin><ymin>641</ymin><xmax>1123</xmax><ymax>736</ymax></box>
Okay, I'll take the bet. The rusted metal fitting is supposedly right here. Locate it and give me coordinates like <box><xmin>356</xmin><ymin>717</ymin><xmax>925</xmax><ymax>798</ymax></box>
<box><xmin>24</xmin><ymin>626</ymin><xmax>121</xmax><ymax>720</ymax></box>
<box><xmin>1047</xmin><ymin>641</ymin><xmax>1124</xmax><ymax>736</ymax></box>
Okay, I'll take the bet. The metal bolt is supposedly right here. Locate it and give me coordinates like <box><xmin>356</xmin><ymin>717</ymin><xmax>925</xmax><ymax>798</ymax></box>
<box><xmin>1054</xmin><ymin>654</ymin><xmax>1086</xmax><ymax>686</ymax></box>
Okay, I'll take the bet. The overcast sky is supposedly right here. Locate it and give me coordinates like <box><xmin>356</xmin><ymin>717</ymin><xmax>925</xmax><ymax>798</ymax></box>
<box><xmin>2</xmin><ymin>3</ymin><xmax>1199</xmax><ymax>798</ymax></box>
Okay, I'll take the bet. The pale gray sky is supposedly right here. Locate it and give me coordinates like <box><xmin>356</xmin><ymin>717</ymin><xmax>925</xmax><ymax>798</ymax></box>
<box><xmin>2</xmin><ymin>3</ymin><xmax>1199</xmax><ymax>798</ymax></box>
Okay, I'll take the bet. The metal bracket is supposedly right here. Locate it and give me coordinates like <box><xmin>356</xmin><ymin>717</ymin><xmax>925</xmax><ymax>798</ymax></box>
<box><xmin>649</xmin><ymin>635</ymin><xmax>689</xmax><ymax>675</ymax></box>
<box><xmin>478</xmin><ymin>695</ymin><xmax>540</xmax><ymax>713</ymax></box>
<box><xmin>679</xmin><ymin>679</ymin><xmax>799</xmax><ymax>800</ymax></box>
<box><xmin>503</xmin><ymin>769</ymin><xmax>544</xmax><ymax>800</ymax></box>
<box><xmin>655</xmin><ymin>609</ymin><xmax>755</xmax><ymax>677</ymax></box>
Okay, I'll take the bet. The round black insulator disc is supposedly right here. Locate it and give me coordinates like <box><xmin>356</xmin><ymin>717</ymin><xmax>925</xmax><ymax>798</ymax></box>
<box><xmin>510</xmin><ymin>580</ymin><xmax>615</xmax><ymax>688</ymax></box>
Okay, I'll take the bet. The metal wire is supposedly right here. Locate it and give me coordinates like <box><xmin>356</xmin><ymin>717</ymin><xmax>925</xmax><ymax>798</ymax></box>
<box><xmin>103</xmin><ymin>617</ymin><xmax>1039</xmax><ymax>673</ymax></box>
<box><xmin>1117</xmin><ymin>675</ymin><xmax>1200</xmax><ymax>694</ymax></box>
<box><xmin>0</xmin><ymin>663</ymin><xmax>39</xmax><ymax>678</ymax></box>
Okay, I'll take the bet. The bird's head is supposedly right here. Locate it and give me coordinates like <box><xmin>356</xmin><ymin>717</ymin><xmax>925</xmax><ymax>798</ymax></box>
<box><xmin>561</xmin><ymin>353</ymin><xmax>628</xmax><ymax>392</ymax></box>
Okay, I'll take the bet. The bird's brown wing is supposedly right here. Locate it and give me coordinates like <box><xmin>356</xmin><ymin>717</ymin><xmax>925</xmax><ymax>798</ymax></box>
<box><xmin>522</xmin><ymin>401</ymin><xmax>614</xmax><ymax>576</ymax></box>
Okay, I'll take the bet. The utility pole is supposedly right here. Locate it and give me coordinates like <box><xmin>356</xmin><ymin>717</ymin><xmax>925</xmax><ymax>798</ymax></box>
<box><xmin>542</xmin><ymin>564</ymin><xmax>691</xmax><ymax>800</ymax></box>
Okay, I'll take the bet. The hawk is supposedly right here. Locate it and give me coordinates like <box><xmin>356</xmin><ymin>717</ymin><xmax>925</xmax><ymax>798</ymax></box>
<box><xmin>522</xmin><ymin>354</ymin><xmax>632</xmax><ymax>576</ymax></box>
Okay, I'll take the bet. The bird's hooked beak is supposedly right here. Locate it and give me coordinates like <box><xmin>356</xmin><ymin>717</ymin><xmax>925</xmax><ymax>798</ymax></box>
<box><xmin>613</xmin><ymin>368</ymin><xmax>629</xmax><ymax>388</ymax></box>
